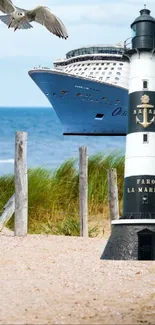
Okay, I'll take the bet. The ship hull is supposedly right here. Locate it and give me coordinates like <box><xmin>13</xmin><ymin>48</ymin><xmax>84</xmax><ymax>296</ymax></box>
<box><xmin>29</xmin><ymin>70</ymin><xmax>128</xmax><ymax>136</ymax></box>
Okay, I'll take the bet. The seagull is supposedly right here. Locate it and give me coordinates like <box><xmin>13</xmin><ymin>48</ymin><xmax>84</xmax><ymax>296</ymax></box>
<box><xmin>0</xmin><ymin>0</ymin><xmax>68</xmax><ymax>39</ymax></box>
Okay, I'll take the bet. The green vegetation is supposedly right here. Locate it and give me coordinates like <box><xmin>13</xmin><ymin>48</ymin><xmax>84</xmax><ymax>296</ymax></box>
<box><xmin>0</xmin><ymin>152</ymin><xmax>124</xmax><ymax>236</ymax></box>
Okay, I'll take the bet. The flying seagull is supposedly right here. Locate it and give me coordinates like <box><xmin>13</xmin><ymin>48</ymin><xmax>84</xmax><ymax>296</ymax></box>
<box><xmin>0</xmin><ymin>0</ymin><xmax>68</xmax><ymax>39</ymax></box>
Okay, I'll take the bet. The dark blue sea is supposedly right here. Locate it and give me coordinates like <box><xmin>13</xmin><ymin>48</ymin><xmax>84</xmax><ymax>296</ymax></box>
<box><xmin>0</xmin><ymin>107</ymin><xmax>126</xmax><ymax>176</ymax></box>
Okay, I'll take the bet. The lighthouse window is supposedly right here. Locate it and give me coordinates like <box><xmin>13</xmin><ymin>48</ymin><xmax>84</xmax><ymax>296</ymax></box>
<box><xmin>143</xmin><ymin>134</ymin><xmax>148</xmax><ymax>143</ymax></box>
<box><xmin>143</xmin><ymin>80</ymin><xmax>148</xmax><ymax>89</ymax></box>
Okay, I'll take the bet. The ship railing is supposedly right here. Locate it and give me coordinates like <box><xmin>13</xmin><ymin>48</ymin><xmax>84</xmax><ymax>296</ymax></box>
<box><xmin>33</xmin><ymin>66</ymin><xmax>50</xmax><ymax>70</ymax></box>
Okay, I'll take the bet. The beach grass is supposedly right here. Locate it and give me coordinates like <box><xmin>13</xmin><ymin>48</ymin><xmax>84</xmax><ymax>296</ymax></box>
<box><xmin>0</xmin><ymin>152</ymin><xmax>124</xmax><ymax>236</ymax></box>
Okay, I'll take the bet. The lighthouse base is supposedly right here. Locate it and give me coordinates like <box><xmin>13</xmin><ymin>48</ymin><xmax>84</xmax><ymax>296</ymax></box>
<box><xmin>100</xmin><ymin>220</ymin><xmax>155</xmax><ymax>260</ymax></box>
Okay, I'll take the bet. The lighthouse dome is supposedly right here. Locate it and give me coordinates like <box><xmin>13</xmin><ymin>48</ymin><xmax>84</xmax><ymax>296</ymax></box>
<box><xmin>130</xmin><ymin>7</ymin><xmax>155</xmax><ymax>50</ymax></box>
<box><xmin>131</xmin><ymin>8</ymin><xmax>155</xmax><ymax>25</ymax></box>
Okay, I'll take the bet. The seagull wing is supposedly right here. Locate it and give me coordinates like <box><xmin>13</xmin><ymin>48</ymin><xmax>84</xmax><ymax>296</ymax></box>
<box><xmin>26</xmin><ymin>6</ymin><xmax>68</xmax><ymax>39</ymax></box>
<box><xmin>0</xmin><ymin>0</ymin><xmax>15</xmax><ymax>14</ymax></box>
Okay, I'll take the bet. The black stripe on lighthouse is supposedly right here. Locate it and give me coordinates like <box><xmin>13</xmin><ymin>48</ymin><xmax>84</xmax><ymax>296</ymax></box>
<box><xmin>128</xmin><ymin>91</ymin><xmax>155</xmax><ymax>134</ymax></box>
<box><xmin>123</xmin><ymin>175</ymin><xmax>155</xmax><ymax>219</ymax></box>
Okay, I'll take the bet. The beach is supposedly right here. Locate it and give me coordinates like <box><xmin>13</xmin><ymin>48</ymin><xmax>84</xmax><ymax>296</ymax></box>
<box><xmin>0</xmin><ymin>228</ymin><xmax>155</xmax><ymax>325</ymax></box>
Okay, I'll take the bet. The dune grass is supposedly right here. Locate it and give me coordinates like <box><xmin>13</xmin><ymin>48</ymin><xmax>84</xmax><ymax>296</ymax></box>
<box><xmin>0</xmin><ymin>152</ymin><xmax>124</xmax><ymax>236</ymax></box>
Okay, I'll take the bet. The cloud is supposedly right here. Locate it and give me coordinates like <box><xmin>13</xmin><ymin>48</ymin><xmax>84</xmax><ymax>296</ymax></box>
<box><xmin>0</xmin><ymin>0</ymin><xmax>155</xmax><ymax>105</ymax></box>
<box><xmin>0</xmin><ymin>1</ymin><xmax>131</xmax><ymax>59</ymax></box>
<box><xmin>0</xmin><ymin>0</ymin><xmax>155</xmax><ymax>59</ymax></box>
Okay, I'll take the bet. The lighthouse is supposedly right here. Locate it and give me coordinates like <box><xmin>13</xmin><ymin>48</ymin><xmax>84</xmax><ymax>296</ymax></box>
<box><xmin>101</xmin><ymin>7</ymin><xmax>155</xmax><ymax>260</ymax></box>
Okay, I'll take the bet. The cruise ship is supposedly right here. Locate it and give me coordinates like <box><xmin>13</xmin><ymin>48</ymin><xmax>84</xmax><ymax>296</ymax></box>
<box><xmin>28</xmin><ymin>44</ymin><xmax>129</xmax><ymax>135</ymax></box>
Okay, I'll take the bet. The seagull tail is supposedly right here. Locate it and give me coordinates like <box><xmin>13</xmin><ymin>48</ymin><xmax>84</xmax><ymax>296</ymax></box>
<box><xmin>0</xmin><ymin>15</ymin><xmax>11</xmax><ymax>27</ymax></box>
<box><xmin>18</xmin><ymin>19</ymin><xmax>33</xmax><ymax>30</ymax></box>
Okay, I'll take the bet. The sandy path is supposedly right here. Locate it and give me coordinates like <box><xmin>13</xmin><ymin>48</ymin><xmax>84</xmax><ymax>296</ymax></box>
<box><xmin>0</xmin><ymin>228</ymin><xmax>155</xmax><ymax>324</ymax></box>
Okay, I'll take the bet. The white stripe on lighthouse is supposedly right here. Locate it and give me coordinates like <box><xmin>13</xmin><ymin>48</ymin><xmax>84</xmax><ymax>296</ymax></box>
<box><xmin>125</xmin><ymin>132</ymin><xmax>155</xmax><ymax>176</ymax></box>
<box><xmin>129</xmin><ymin>52</ymin><xmax>155</xmax><ymax>94</ymax></box>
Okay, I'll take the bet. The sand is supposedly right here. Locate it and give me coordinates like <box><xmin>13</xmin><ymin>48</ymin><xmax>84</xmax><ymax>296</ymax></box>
<box><xmin>0</xmin><ymin>228</ymin><xmax>155</xmax><ymax>325</ymax></box>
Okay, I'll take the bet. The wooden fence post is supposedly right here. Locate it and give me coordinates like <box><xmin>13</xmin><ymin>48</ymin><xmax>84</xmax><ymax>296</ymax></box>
<box><xmin>107</xmin><ymin>168</ymin><xmax>119</xmax><ymax>225</ymax></box>
<box><xmin>79</xmin><ymin>147</ymin><xmax>88</xmax><ymax>237</ymax></box>
<box><xmin>14</xmin><ymin>132</ymin><xmax>28</xmax><ymax>236</ymax></box>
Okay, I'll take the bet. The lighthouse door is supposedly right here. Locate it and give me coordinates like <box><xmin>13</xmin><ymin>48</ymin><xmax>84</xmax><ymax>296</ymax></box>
<box><xmin>138</xmin><ymin>229</ymin><xmax>155</xmax><ymax>260</ymax></box>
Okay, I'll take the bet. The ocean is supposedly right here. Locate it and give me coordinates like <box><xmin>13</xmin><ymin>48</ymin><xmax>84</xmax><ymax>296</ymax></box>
<box><xmin>0</xmin><ymin>107</ymin><xmax>126</xmax><ymax>176</ymax></box>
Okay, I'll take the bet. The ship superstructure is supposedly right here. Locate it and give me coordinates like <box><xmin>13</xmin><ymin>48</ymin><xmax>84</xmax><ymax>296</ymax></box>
<box><xmin>29</xmin><ymin>44</ymin><xmax>129</xmax><ymax>135</ymax></box>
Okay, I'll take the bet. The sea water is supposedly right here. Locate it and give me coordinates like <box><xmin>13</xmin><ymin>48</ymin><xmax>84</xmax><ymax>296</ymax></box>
<box><xmin>0</xmin><ymin>107</ymin><xmax>126</xmax><ymax>176</ymax></box>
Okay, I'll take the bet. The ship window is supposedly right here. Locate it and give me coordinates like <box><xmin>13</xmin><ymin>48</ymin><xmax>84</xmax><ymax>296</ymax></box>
<box><xmin>118</xmin><ymin>67</ymin><xmax>122</xmax><ymax>70</ymax></box>
<box><xmin>93</xmin><ymin>67</ymin><xmax>96</xmax><ymax>70</ymax></box>
<box><xmin>104</xmin><ymin>68</ymin><xmax>108</xmax><ymax>70</ymax></box>
<box><xmin>119</xmin><ymin>63</ymin><xmax>123</xmax><ymax>65</ymax></box>
<box><xmin>115</xmin><ymin>77</ymin><xmax>119</xmax><ymax>80</ymax></box>
<box><xmin>111</xmin><ymin>68</ymin><xmax>114</xmax><ymax>70</ymax></box>
<box><xmin>117</xmin><ymin>72</ymin><xmax>121</xmax><ymax>75</ymax></box>
<box><xmin>108</xmin><ymin>72</ymin><xmax>112</xmax><ymax>75</ymax></box>
<box><xmin>143</xmin><ymin>134</ymin><xmax>148</xmax><ymax>143</ymax></box>
<box><xmin>95</xmin><ymin>113</ymin><xmax>104</xmax><ymax>119</ymax></box>
<box><xmin>143</xmin><ymin>80</ymin><xmax>148</xmax><ymax>89</ymax></box>
<box><xmin>99</xmin><ymin>67</ymin><xmax>102</xmax><ymax>70</ymax></box>
<box><xmin>113</xmin><ymin>63</ymin><xmax>116</xmax><ymax>65</ymax></box>
<box><xmin>61</xmin><ymin>91</ymin><xmax>68</xmax><ymax>94</ymax></box>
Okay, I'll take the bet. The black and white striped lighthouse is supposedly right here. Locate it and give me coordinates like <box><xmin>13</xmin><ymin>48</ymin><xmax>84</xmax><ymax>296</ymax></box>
<box><xmin>101</xmin><ymin>7</ymin><xmax>155</xmax><ymax>260</ymax></box>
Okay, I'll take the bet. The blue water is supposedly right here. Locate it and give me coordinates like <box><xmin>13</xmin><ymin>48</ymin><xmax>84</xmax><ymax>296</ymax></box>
<box><xmin>0</xmin><ymin>107</ymin><xmax>126</xmax><ymax>176</ymax></box>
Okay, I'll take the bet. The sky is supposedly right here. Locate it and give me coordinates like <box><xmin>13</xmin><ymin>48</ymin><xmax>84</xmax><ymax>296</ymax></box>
<box><xmin>1</xmin><ymin>0</ymin><xmax>155</xmax><ymax>107</ymax></box>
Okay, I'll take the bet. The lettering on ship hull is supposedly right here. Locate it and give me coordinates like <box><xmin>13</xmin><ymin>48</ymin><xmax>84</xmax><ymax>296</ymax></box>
<box><xmin>112</xmin><ymin>107</ymin><xmax>127</xmax><ymax>116</ymax></box>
